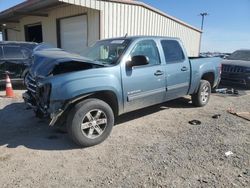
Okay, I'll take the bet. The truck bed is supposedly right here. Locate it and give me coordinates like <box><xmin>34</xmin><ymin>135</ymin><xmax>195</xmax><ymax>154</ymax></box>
<box><xmin>188</xmin><ymin>57</ymin><xmax>222</xmax><ymax>94</ymax></box>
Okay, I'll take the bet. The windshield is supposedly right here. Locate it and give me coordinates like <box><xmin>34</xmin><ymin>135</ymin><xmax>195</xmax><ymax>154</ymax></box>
<box><xmin>82</xmin><ymin>39</ymin><xmax>131</xmax><ymax>65</ymax></box>
<box><xmin>227</xmin><ymin>50</ymin><xmax>250</xmax><ymax>61</ymax></box>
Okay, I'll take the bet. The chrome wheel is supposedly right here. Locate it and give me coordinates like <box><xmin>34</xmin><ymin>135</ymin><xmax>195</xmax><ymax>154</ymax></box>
<box><xmin>81</xmin><ymin>109</ymin><xmax>107</xmax><ymax>139</ymax></box>
<box><xmin>201</xmin><ymin>85</ymin><xmax>209</xmax><ymax>103</ymax></box>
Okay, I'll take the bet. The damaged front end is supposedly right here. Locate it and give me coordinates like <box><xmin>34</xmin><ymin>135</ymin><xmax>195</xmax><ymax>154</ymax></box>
<box><xmin>23</xmin><ymin>74</ymin><xmax>57</xmax><ymax>125</ymax></box>
<box><xmin>23</xmin><ymin>73</ymin><xmax>74</xmax><ymax>126</ymax></box>
<box><xmin>23</xmin><ymin>48</ymin><xmax>103</xmax><ymax>126</ymax></box>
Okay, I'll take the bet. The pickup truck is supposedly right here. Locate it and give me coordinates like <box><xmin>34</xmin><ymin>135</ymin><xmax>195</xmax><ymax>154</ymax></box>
<box><xmin>23</xmin><ymin>36</ymin><xmax>221</xmax><ymax>147</ymax></box>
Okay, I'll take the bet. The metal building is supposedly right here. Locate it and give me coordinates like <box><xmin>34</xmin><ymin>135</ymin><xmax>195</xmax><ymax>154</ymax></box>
<box><xmin>0</xmin><ymin>0</ymin><xmax>202</xmax><ymax>56</ymax></box>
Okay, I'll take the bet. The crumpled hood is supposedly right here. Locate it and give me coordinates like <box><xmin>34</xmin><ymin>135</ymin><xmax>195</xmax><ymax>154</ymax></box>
<box><xmin>30</xmin><ymin>48</ymin><xmax>102</xmax><ymax>78</ymax></box>
<box><xmin>222</xmin><ymin>59</ymin><xmax>250</xmax><ymax>68</ymax></box>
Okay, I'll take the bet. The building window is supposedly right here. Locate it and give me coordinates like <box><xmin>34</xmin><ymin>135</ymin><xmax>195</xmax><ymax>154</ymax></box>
<box><xmin>25</xmin><ymin>23</ymin><xmax>43</xmax><ymax>43</ymax></box>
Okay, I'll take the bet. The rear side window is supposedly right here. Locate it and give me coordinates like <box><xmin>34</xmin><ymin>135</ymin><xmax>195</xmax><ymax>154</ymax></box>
<box><xmin>3</xmin><ymin>46</ymin><xmax>28</xmax><ymax>59</ymax></box>
<box><xmin>161</xmin><ymin>40</ymin><xmax>185</xmax><ymax>63</ymax></box>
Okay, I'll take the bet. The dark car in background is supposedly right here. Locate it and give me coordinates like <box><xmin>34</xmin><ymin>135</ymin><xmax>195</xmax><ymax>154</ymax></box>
<box><xmin>221</xmin><ymin>50</ymin><xmax>250</xmax><ymax>89</ymax></box>
<box><xmin>0</xmin><ymin>41</ymin><xmax>38</xmax><ymax>88</ymax></box>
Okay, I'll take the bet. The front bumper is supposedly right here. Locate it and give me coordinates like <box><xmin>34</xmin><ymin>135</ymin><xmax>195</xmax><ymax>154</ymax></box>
<box><xmin>23</xmin><ymin>91</ymin><xmax>48</xmax><ymax>117</ymax></box>
<box><xmin>23</xmin><ymin>91</ymin><xmax>36</xmax><ymax>110</ymax></box>
<box><xmin>23</xmin><ymin>91</ymin><xmax>66</xmax><ymax>126</ymax></box>
<box><xmin>221</xmin><ymin>72</ymin><xmax>250</xmax><ymax>87</ymax></box>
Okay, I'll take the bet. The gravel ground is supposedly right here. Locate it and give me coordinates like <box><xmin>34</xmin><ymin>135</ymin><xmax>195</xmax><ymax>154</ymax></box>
<box><xmin>0</xmin><ymin>90</ymin><xmax>249</xmax><ymax>188</ymax></box>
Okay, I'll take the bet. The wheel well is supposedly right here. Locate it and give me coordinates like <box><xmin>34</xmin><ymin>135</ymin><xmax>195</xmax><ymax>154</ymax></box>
<box><xmin>201</xmin><ymin>72</ymin><xmax>214</xmax><ymax>87</ymax></box>
<box><xmin>88</xmin><ymin>91</ymin><xmax>119</xmax><ymax>117</ymax></box>
<box><xmin>56</xmin><ymin>91</ymin><xmax>119</xmax><ymax>126</ymax></box>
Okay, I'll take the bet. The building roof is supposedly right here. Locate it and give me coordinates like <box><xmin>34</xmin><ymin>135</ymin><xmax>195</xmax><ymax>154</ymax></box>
<box><xmin>0</xmin><ymin>0</ymin><xmax>61</xmax><ymax>24</ymax></box>
<box><xmin>0</xmin><ymin>0</ymin><xmax>201</xmax><ymax>33</ymax></box>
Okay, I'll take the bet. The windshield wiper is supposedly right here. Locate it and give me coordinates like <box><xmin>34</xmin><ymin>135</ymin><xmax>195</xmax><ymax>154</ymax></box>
<box><xmin>93</xmin><ymin>59</ymin><xmax>113</xmax><ymax>66</ymax></box>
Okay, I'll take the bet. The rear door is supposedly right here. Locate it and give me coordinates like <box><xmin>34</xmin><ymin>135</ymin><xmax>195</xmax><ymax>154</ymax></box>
<box><xmin>122</xmin><ymin>39</ymin><xmax>166</xmax><ymax>112</ymax></box>
<box><xmin>160</xmin><ymin>40</ymin><xmax>190</xmax><ymax>100</ymax></box>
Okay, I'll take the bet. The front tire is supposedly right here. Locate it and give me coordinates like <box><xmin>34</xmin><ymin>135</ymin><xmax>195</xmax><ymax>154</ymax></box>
<box><xmin>67</xmin><ymin>99</ymin><xmax>114</xmax><ymax>147</ymax></box>
<box><xmin>192</xmin><ymin>80</ymin><xmax>211</xmax><ymax>107</ymax></box>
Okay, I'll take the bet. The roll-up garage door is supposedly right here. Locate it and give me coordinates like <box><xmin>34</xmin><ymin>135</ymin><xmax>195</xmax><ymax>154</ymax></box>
<box><xmin>60</xmin><ymin>15</ymin><xmax>87</xmax><ymax>56</ymax></box>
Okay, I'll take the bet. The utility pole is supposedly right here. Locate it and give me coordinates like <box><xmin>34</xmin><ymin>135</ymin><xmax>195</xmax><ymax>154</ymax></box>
<box><xmin>199</xmin><ymin>12</ymin><xmax>209</xmax><ymax>54</ymax></box>
<box><xmin>200</xmin><ymin>12</ymin><xmax>208</xmax><ymax>30</ymax></box>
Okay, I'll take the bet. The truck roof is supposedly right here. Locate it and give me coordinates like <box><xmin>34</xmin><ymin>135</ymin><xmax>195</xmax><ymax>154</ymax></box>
<box><xmin>101</xmin><ymin>36</ymin><xmax>181</xmax><ymax>41</ymax></box>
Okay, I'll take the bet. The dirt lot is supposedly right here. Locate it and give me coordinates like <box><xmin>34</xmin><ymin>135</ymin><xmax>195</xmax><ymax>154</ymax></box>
<box><xmin>0</xmin><ymin>90</ymin><xmax>249</xmax><ymax>188</ymax></box>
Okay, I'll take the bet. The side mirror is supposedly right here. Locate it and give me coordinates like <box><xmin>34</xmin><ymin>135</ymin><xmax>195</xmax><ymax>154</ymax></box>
<box><xmin>127</xmin><ymin>55</ymin><xmax>149</xmax><ymax>67</ymax></box>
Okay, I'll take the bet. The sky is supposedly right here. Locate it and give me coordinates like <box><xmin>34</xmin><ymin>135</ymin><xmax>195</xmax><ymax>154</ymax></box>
<box><xmin>0</xmin><ymin>0</ymin><xmax>250</xmax><ymax>52</ymax></box>
<box><xmin>141</xmin><ymin>0</ymin><xmax>250</xmax><ymax>53</ymax></box>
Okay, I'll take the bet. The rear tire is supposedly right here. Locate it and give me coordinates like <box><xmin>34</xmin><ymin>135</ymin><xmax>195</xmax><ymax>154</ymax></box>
<box><xmin>67</xmin><ymin>99</ymin><xmax>114</xmax><ymax>147</ymax></box>
<box><xmin>192</xmin><ymin>80</ymin><xmax>211</xmax><ymax>107</ymax></box>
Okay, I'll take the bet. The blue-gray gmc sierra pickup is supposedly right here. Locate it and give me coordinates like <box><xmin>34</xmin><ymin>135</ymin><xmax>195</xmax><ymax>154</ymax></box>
<box><xmin>23</xmin><ymin>36</ymin><xmax>222</xmax><ymax>147</ymax></box>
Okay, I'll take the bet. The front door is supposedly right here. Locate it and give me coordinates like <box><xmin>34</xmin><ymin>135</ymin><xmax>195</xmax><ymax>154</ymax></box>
<box><xmin>122</xmin><ymin>39</ymin><xmax>166</xmax><ymax>112</ymax></box>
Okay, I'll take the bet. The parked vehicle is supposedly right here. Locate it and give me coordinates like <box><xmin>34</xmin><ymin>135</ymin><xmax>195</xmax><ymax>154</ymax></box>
<box><xmin>0</xmin><ymin>41</ymin><xmax>38</xmax><ymax>87</ymax></box>
<box><xmin>221</xmin><ymin>49</ymin><xmax>250</xmax><ymax>89</ymax></box>
<box><xmin>23</xmin><ymin>36</ymin><xmax>222</xmax><ymax>147</ymax></box>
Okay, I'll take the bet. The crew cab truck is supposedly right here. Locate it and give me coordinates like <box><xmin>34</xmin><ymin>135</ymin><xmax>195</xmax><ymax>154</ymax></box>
<box><xmin>23</xmin><ymin>36</ymin><xmax>221</xmax><ymax>147</ymax></box>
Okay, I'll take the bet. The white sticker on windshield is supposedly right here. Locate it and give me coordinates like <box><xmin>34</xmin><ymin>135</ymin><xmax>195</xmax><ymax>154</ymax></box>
<box><xmin>111</xmin><ymin>40</ymin><xmax>125</xmax><ymax>44</ymax></box>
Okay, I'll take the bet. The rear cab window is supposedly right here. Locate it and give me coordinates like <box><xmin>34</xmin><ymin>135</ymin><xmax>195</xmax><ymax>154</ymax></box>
<box><xmin>161</xmin><ymin>40</ymin><xmax>185</xmax><ymax>63</ymax></box>
<box><xmin>3</xmin><ymin>46</ymin><xmax>30</xmax><ymax>59</ymax></box>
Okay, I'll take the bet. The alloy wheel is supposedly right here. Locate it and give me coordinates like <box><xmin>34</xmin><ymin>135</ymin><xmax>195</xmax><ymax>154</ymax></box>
<box><xmin>80</xmin><ymin>109</ymin><xmax>108</xmax><ymax>139</ymax></box>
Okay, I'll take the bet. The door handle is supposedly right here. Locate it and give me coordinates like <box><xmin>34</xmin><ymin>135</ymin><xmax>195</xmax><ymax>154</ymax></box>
<box><xmin>154</xmin><ymin>70</ymin><xmax>164</xmax><ymax>76</ymax></box>
<box><xmin>181</xmin><ymin>66</ymin><xmax>188</xmax><ymax>71</ymax></box>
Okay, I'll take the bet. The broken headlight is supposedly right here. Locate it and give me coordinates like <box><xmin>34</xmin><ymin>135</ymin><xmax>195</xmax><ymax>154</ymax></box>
<box><xmin>37</xmin><ymin>83</ymin><xmax>51</xmax><ymax>108</ymax></box>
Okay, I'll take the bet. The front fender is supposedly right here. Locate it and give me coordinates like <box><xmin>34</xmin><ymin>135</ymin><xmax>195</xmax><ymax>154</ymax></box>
<box><xmin>52</xmin><ymin>75</ymin><xmax>122</xmax><ymax>101</ymax></box>
<box><xmin>46</xmin><ymin>66</ymin><xmax>123</xmax><ymax>114</ymax></box>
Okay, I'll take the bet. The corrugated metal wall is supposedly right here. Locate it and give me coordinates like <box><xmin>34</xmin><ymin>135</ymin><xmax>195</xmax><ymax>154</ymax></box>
<box><xmin>60</xmin><ymin>0</ymin><xmax>201</xmax><ymax>57</ymax></box>
<box><xmin>8</xmin><ymin>4</ymin><xmax>100</xmax><ymax>47</ymax></box>
<box><xmin>6</xmin><ymin>0</ymin><xmax>201</xmax><ymax>56</ymax></box>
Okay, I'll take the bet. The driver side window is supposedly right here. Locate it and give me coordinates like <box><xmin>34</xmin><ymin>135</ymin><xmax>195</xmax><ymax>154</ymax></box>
<box><xmin>130</xmin><ymin>40</ymin><xmax>160</xmax><ymax>65</ymax></box>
